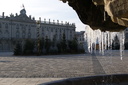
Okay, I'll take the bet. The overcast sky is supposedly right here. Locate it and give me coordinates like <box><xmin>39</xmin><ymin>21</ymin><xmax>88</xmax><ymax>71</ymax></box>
<box><xmin>0</xmin><ymin>0</ymin><xmax>86</xmax><ymax>31</ymax></box>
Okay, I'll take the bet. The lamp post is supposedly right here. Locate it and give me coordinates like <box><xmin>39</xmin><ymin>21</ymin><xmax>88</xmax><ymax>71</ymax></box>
<box><xmin>36</xmin><ymin>17</ymin><xmax>41</xmax><ymax>55</ymax></box>
<box><xmin>10</xmin><ymin>18</ymin><xmax>12</xmax><ymax>51</ymax></box>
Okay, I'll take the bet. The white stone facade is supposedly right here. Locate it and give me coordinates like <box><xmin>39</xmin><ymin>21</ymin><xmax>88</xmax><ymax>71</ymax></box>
<box><xmin>0</xmin><ymin>8</ymin><xmax>76</xmax><ymax>52</ymax></box>
<box><xmin>75</xmin><ymin>31</ymin><xmax>85</xmax><ymax>49</ymax></box>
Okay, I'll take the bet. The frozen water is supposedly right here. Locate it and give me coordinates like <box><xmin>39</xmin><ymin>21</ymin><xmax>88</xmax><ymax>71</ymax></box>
<box><xmin>84</xmin><ymin>26</ymin><xmax>125</xmax><ymax>60</ymax></box>
<box><xmin>119</xmin><ymin>31</ymin><xmax>125</xmax><ymax>60</ymax></box>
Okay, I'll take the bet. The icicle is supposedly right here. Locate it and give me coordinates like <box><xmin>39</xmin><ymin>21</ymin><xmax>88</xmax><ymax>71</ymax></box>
<box><xmin>94</xmin><ymin>30</ymin><xmax>97</xmax><ymax>53</ymax></box>
<box><xmin>94</xmin><ymin>42</ymin><xmax>96</xmax><ymax>53</ymax></box>
<box><xmin>107</xmin><ymin>32</ymin><xmax>110</xmax><ymax>50</ymax></box>
<box><xmin>101</xmin><ymin>32</ymin><xmax>104</xmax><ymax>55</ymax></box>
<box><xmin>87</xmin><ymin>27</ymin><xmax>93</xmax><ymax>53</ymax></box>
<box><xmin>107</xmin><ymin>32</ymin><xmax>113</xmax><ymax>51</ymax></box>
<box><xmin>90</xmin><ymin>29</ymin><xmax>93</xmax><ymax>54</ymax></box>
<box><xmin>92</xmin><ymin>30</ymin><xmax>96</xmax><ymax>53</ymax></box>
<box><xmin>99</xmin><ymin>31</ymin><xmax>102</xmax><ymax>54</ymax></box>
<box><xmin>87</xmin><ymin>27</ymin><xmax>91</xmax><ymax>53</ymax></box>
<box><xmin>122</xmin><ymin>31</ymin><xmax>125</xmax><ymax>58</ymax></box>
<box><xmin>89</xmin><ymin>28</ymin><xmax>91</xmax><ymax>53</ymax></box>
<box><xmin>110</xmin><ymin>32</ymin><xmax>113</xmax><ymax>50</ymax></box>
<box><xmin>104</xmin><ymin>11</ymin><xmax>106</xmax><ymax>21</ymax></box>
<box><xmin>104</xmin><ymin>32</ymin><xmax>107</xmax><ymax>50</ymax></box>
<box><xmin>120</xmin><ymin>31</ymin><xmax>122</xmax><ymax>60</ymax></box>
<box><xmin>90</xmin><ymin>40</ymin><xmax>92</xmax><ymax>54</ymax></box>
<box><xmin>84</xmin><ymin>26</ymin><xmax>124</xmax><ymax>58</ymax></box>
<box><xmin>84</xmin><ymin>30</ymin><xmax>89</xmax><ymax>53</ymax></box>
<box><xmin>120</xmin><ymin>30</ymin><xmax>125</xmax><ymax>60</ymax></box>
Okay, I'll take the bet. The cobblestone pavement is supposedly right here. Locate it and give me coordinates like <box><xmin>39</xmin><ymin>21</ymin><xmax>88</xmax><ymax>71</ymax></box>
<box><xmin>97</xmin><ymin>50</ymin><xmax>128</xmax><ymax>75</ymax></box>
<box><xmin>0</xmin><ymin>51</ymin><xmax>128</xmax><ymax>78</ymax></box>
<box><xmin>0</xmin><ymin>53</ymin><xmax>94</xmax><ymax>78</ymax></box>
<box><xmin>0</xmin><ymin>78</ymin><xmax>64</xmax><ymax>85</ymax></box>
<box><xmin>0</xmin><ymin>51</ymin><xmax>128</xmax><ymax>85</ymax></box>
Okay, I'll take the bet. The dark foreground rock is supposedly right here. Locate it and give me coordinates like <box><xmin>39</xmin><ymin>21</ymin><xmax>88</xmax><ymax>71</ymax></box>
<box><xmin>60</xmin><ymin>0</ymin><xmax>128</xmax><ymax>32</ymax></box>
<box><xmin>41</xmin><ymin>74</ymin><xmax>128</xmax><ymax>85</ymax></box>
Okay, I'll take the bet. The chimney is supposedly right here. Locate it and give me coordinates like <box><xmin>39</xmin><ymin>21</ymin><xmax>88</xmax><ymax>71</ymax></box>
<box><xmin>57</xmin><ymin>20</ymin><xmax>59</xmax><ymax>23</ymax></box>
<box><xmin>33</xmin><ymin>17</ymin><xmax>35</xmax><ymax>20</ymax></box>
<box><xmin>39</xmin><ymin>17</ymin><xmax>41</xmax><ymax>22</ymax></box>
<box><xmin>29</xmin><ymin>15</ymin><xmax>31</xmax><ymax>19</ymax></box>
<box><xmin>16</xmin><ymin>13</ymin><xmax>18</xmax><ymax>16</ymax></box>
<box><xmin>49</xmin><ymin>19</ymin><xmax>50</xmax><ymax>23</ymax></box>
<box><xmin>61</xmin><ymin>21</ymin><xmax>63</xmax><ymax>25</ymax></box>
<box><xmin>44</xmin><ymin>18</ymin><xmax>46</xmax><ymax>23</ymax></box>
<box><xmin>2</xmin><ymin>12</ymin><xmax>4</xmax><ymax>18</ymax></box>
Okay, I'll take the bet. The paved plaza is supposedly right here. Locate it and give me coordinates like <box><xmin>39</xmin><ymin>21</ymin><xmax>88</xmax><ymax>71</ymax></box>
<box><xmin>0</xmin><ymin>50</ymin><xmax>128</xmax><ymax>85</ymax></box>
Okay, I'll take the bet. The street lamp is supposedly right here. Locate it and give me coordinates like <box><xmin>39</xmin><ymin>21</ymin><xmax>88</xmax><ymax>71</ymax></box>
<box><xmin>36</xmin><ymin>17</ymin><xmax>41</xmax><ymax>55</ymax></box>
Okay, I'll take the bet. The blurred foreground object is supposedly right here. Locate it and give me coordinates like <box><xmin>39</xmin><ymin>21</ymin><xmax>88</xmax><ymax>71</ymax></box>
<box><xmin>60</xmin><ymin>0</ymin><xmax>128</xmax><ymax>32</ymax></box>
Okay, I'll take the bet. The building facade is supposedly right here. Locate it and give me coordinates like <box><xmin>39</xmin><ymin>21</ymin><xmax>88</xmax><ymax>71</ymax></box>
<box><xmin>75</xmin><ymin>31</ymin><xmax>85</xmax><ymax>49</ymax></box>
<box><xmin>0</xmin><ymin>8</ymin><xmax>76</xmax><ymax>52</ymax></box>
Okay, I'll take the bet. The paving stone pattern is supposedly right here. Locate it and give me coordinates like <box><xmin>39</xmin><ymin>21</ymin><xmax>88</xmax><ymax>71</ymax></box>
<box><xmin>0</xmin><ymin>54</ymin><xmax>94</xmax><ymax>78</ymax></box>
<box><xmin>0</xmin><ymin>78</ymin><xmax>64</xmax><ymax>85</ymax></box>
<box><xmin>91</xmin><ymin>53</ymin><xmax>106</xmax><ymax>75</ymax></box>
<box><xmin>0</xmin><ymin>51</ymin><xmax>128</xmax><ymax>78</ymax></box>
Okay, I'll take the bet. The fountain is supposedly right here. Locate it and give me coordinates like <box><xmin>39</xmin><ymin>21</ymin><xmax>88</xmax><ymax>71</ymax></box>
<box><xmin>84</xmin><ymin>26</ymin><xmax>125</xmax><ymax>60</ymax></box>
<box><xmin>39</xmin><ymin>27</ymin><xmax>128</xmax><ymax>85</ymax></box>
<box><xmin>39</xmin><ymin>0</ymin><xmax>128</xmax><ymax>85</ymax></box>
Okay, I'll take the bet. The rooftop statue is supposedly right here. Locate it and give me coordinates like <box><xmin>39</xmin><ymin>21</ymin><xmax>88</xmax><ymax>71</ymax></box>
<box><xmin>60</xmin><ymin>0</ymin><xmax>128</xmax><ymax>32</ymax></box>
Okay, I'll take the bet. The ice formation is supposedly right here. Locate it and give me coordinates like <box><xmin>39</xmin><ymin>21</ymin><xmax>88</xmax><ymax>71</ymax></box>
<box><xmin>84</xmin><ymin>25</ymin><xmax>125</xmax><ymax>60</ymax></box>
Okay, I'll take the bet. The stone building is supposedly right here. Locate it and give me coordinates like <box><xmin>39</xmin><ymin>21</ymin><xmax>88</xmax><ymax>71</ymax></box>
<box><xmin>112</xmin><ymin>28</ymin><xmax>128</xmax><ymax>49</ymax></box>
<box><xmin>75</xmin><ymin>31</ymin><xmax>85</xmax><ymax>49</ymax></box>
<box><xmin>0</xmin><ymin>8</ymin><xmax>76</xmax><ymax>52</ymax></box>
